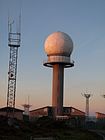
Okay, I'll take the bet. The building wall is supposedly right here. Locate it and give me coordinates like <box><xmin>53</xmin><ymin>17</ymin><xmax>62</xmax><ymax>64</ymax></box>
<box><xmin>71</xmin><ymin>108</ymin><xmax>85</xmax><ymax>116</ymax></box>
<box><xmin>30</xmin><ymin>107</ymin><xmax>49</xmax><ymax>118</ymax></box>
<box><xmin>96</xmin><ymin>112</ymin><xmax>105</xmax><ymax>119</ymax></box>
<box><xmin>63</xmin><ymin>107</ymin><xmax>71</xmax><ymax>116</ymax></box>
<box><xmin>0</xmin><ymin>111</ymin><xmax>23</xmax><ymax>120</ymax></box>
<box><xmin>30</xmin><ymin>106</ymin><xmax>85</xmax><ymax>119</ymax></box>
<box><xmin>63</xmin><ymin>107</ymin><xmax>85</xmax><ymax>116</ymax></box>
<box><xmin>14</xmin><ymin>112</ymin><xmax>23</xmax><ymax>120</ymax></box>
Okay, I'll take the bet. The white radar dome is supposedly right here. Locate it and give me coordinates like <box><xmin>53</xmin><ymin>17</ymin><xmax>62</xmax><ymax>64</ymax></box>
<box><xmin>44</xmin><ymin>31</ymin><xmax>73</xmax><ymax>56</ymax></box>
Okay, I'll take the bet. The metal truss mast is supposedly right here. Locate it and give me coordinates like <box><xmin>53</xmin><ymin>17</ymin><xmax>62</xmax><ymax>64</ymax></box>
<box><xmin>7</xmin><ymin>18</ymin><xmax>21</xmax><ymax>116</ymax></box>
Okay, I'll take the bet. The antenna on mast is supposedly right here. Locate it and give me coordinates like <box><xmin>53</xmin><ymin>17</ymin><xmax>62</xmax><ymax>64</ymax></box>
<box><xmin>81</xmin><ymin>91</ymin><xmax>93</xmax><ymax>121</ymax></box>
<box><xmin>7</xmin><ymin>15</ymin><xmax>21</xmax><ymax>118</ymax></box>
<box><xmin>22</xmin><ymin>95</ymin><xmax>31</xmax><ymax>116</ymax></box>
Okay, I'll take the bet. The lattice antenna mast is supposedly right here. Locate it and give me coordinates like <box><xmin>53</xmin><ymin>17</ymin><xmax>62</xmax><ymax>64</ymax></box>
<box><xmin>81</xmin><ymin>92</ymin><xmax>92</xmax><ymax>117</ymax></box>
<box><xmin>7</xmin><ymin>16</ymin><xmax>21</xmax><ymax>116</ymax></box>
<box><xmin>22</xmin><ymin>96</ymin><xmax>31</xmax><ymax>116</ymax></box>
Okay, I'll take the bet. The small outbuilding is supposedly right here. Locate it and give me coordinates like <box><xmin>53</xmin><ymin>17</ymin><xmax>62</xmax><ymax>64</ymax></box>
<box><xmin>0</xmin><ymin>107</ymin><xmax>24</xmax><ymax>120</ymax></box>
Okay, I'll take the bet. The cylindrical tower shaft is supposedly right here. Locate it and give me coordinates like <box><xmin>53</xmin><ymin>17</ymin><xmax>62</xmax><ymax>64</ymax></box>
<box><xmin>86</xmin><ymin>98</ymin><xmax>89</xmax><ymax>117</ymax></box>
<box><xmin>52</xmin><ymin>64</ymin><xmax>64</xmax><ymax>116</ymax></box>
<box><xmin>81</xmin><ymin>93</ymin><xmax>92</xmax><ymax>120</ymax></box>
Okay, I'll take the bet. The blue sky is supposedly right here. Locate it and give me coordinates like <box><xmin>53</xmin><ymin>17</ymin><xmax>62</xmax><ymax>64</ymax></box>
<box><xmin>0</xmin><ymin>0</ymin><xmax>105</xmax><ymax>115</ymax></box>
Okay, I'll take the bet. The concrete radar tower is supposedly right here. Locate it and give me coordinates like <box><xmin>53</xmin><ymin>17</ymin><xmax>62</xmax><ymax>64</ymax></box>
<box><xmin>43</xmin><ymin>31</ymin><xmax>74</xmax><ymax>117</ymax></box>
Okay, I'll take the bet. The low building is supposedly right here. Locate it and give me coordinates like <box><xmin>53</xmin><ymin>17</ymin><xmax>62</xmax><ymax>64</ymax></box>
<box><xmin>30</xmin><ymin>106</ymin><xmax>85</xmax><ymax>120</ymax></box>
<box><xmin>30</xmin><ymin>106</ymin><xmax>52</xmax><ymax>119</ymax></box>
<box><xmin>30</xmin><ymin>106</ymin><xmax>85</xmax><ymax>127</ymax></box>
<box><xmin>96</xmin><ymin>112</ymin><xmax>105</xmax><ymax>120</ymax></box>
<box><xmin>0</xmin><ymin>107</ymin><xmax>24</xmax><ymax>120</ymax></box>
